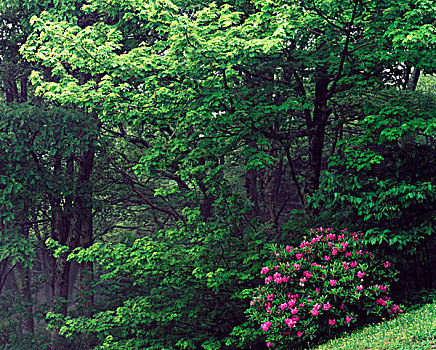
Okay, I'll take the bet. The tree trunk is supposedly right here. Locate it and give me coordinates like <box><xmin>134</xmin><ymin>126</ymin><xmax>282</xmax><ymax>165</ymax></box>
<box><xmin>15</xmin><ymin>261</ymin><xmax>34</xmax><ymax>335</ymax></box>
<box><xmin>48</xmin><ymin>115</ymin><xmax>97</xmax><ymax>349</ymax></box>
<box><xmin>6</xmin><ymin>79</ymin><xmax>18</xmax><ymax>103</ymax></box>
<box><xmin>20</xmin><ymin>75</ymin><xmax>28</xmax><ymax>102</ymax></box>
<box><xmin>50</xmin><ymin>257</ymin><xmax>71</xmax><ymax>348</ymax></box>
<box><xmin>244</xmin><ymin>169</ymin><xmax>260</xmax><ymax>219</ymax></box>
<box><xmin>305</xmin><ymin>75</ymin><xmax>331</xmax><ymax>209</ymax></box>
<box><xmin>407</xmin><ymin>67</ymin><xmax>421</xmax><ymax>92</ymax></box>
<box><xmin>49</xmin><ymin>152</ymin><xmax>72</xmax><ymax>348</ymax></box>
<box><xmin>77</xmin><ymin>136</ymin><xmax>96</xmax><ymax>349</ymax></box>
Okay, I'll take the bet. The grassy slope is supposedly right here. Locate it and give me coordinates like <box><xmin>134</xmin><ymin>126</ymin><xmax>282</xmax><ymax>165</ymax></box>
<box><xmin>315</xmin><ymin>302</ymin><xmax>436</xmax><ymax>350</ymax></box>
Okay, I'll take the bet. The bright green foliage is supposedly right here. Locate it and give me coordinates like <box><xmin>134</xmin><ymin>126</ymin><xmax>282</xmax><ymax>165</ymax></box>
<box><xmin>46</xmin><ymin>210</ymin><xmax>269</xmax><ymax>349</ymax></box>
<box><xmin>19</xmin><ymin>0</ymin><xmax>436</xmax><ymax>208</ymax></box>
<box><xmin>4</xmin><ymin>0</ymin><xmax>435</xmax><ymax>349</ymax></box>
<box><xmin>316</xmin><ymin>301</ymin><xmax>436</xmax><ymax>350</ymax></box>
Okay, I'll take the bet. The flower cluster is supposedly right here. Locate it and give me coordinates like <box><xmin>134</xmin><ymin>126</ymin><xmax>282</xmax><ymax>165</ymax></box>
<box><xmin>247</xmin><ymin>228</ymin><xmax>402</xmax><ymax>349</ymax></box>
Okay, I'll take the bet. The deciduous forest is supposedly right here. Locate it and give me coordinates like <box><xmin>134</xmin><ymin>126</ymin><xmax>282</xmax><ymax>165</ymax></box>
<box><xmin>0</xmin><ymin>0</ymin><xmax>435</xmax><ymax>349</ymax></box>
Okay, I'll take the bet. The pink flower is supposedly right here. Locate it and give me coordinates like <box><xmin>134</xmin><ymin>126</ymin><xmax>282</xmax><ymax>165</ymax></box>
<box><xmin>297</xmin><ymin>331</ymin><xmax>303</xmax><ymax>338</ymax></box>
<box><xmin>324</xmin><ymin>255</ymin><xmax>331</xmax><ymax>261</ymax></box>
<box><xmin>357</xmin><ymin>271</ymin><xmax>365</xmax><ymax>279</ymax></box>
<box><xmin>282</xmin><ymin>275</ymin><xmax>291</xmax><ymax>283</ymax></box>
<box><xmin>261</xmin><ymin>266</ymin><xmax>270</xmax><ymax>274</ymax></box>
<box><xmin>291</xmin><ymin>308</ymin><xmax>299</xmax><ymax>314</ymax></box>
<box><xmin>300</xmin><ymin>240</ymin><xmax>310</xmax><ymax>248</ymax></box>
<box><xmin>328</xmin><ymin>319</ymin><xmax>336</xmax><ymax>325</ymax></box>
<box><xmin>384</xmin><ymin>261</ymin><xmax>391</xmax><ymax>268</ymax></box>
<box><xmin>375</xmin><ymin>284</ymin><xmax>387</xmax><ymax>292</ymax></box>
<box><xmin>266</xmin><ymin>342</ymin><xmax>273</xmax><ymax>348</ymax></box>
<box><xmin>350</xmin><ymin>261</ymin><xmax>358</xmax><ymax>268</ymax></box>
<box><xmin>285</xmin><ymin>318</ymin><xmax>296</xmax><ymax>328</ymax></box>
<box><xmin>391</xmin><ymin>304</ymin><xmax>400</xmax><ymax>313</ymax></box>
<box><xmin>329</xmin><ymin>279</ymin><xmax>337</xmax><ymax>286</ymax></box>
<box><xmin>332</xmin><ymin>248</ymin><xmax>339</xmax><ymax>255</ymax></box>
<box><xmin>346</xmin><ymin>316</ymin><xmax>353</xmax><ymax>324</ymax></box>
<box><xmin>286</xmin><ymin>246</ymin><xmax>292</xmax><ymax>252</ymax></box>
<box><xmin>280</xmin><ymin>303</ymin><xmax>287</xmax><ymax>310</ymax></box>
<box><xmin>345</xmin><ymin>252</ymin><xmax>352</xmax><ymax>257</ymax></box>
<box><xmin>311</xmin><ymin>304</ymin><xmax>321</xmax><ymax>316</ymax></box>
<box><xmin>356</xmin><ymin>285</ymin><xmax>363</xmax><ymax>291</ymax></box>
<box><xmin>376</xmin><ymin>298</ymin><xmax>388</xmax><ymax>306</ymax></box>
<box><xmin>327</xmin><ymin>233</ymin><xmax>336</xmax><ymax>240</ymax></box>
<box><xmin>300</xmin><ymin>277</ymin><xmax>307</xmax><ymax>283</ymax></box>
<box><xmin>303</xmin><ymin>271</ymin><xmax>313</xmax><ymax>278</ymax></box>
<box><xmin>323</xmin><ymin>302</ymin><xmax>331</xmax><ymax>311</ymax></box>
<box><xmin>267</xmin><ymin>294</ymin><xmax>274</xmax><ymax>301</ymax></box>
<box><xmin>295</xmin><ymin>253</ymin><xmax>303</xmax><ymax>260</ymax></box>
<box><xmin>261</xmin><ymin>321</ymin><xmax>272</xmax><ymax>332</ymax></box>
<box><xmin>265</xmin><ymin>276</ymin><xmax>273</xmax><ymax>284</ymax></box>
<box><xmin>340</xmin><ymin>303</ymin><xmax>346</xmax><ymax>310</ymax></box>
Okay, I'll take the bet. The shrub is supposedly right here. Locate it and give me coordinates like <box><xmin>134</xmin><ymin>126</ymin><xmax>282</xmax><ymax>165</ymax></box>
<box><xmin>246</xmin><ymin>228</ymin><xmax>402</xmax><ymax>349</ymax></box>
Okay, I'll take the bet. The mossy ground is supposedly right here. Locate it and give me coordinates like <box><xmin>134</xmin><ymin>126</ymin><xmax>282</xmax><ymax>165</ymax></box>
<box><xmin>314</xmin><ymin>302</ymin><xmax>436</xmax><ymax>350</ymax></box>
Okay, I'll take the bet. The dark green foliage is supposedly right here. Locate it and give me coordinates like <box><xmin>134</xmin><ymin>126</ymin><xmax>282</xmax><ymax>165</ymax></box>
<box><xmin>0</xmin><ymin>0</ymin><xmax>435</xmax><ymax>349</ymax></box>
<box><xmin>314</xmin><ymin>91</ymin><xmax>436</xmax><ymax>248</ymax></box>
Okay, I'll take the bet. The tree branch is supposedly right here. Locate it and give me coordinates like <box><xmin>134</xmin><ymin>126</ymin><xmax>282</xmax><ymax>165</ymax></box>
<box><xmin>117</xmin><ymin>169</ymin><xmax>185</xmax><ymax>223</ymax></box>
<box><xmin>328</xmin><ymin>0</ymin><xmax>361</xmax><ymax>98</ymax></box>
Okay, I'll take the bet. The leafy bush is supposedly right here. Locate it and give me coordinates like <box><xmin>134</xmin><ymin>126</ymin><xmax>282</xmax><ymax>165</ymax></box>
<box><xmin>46</xmin><ymin>209</ymin><xmax>269</xmax><ymax>350</ymax></box>
<box><xmin>246</xmin><ymin>228</ymin><xmax>402</xmax><ymax>349</ymax></box>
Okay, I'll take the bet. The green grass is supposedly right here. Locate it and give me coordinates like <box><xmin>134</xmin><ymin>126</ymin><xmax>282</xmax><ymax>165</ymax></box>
<box><xmin>315</xmin><ymin>302</ymin><xmax>436</xmax><ymax>350</ymax></box>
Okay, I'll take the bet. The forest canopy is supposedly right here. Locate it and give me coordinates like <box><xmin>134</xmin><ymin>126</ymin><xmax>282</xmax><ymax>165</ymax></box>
<box><xmin>0</xmin><ymin>0</ymin><xmax>435</xmax><ymax>349</ymax></box>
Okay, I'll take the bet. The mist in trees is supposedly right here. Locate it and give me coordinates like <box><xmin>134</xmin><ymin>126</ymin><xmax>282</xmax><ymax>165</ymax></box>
<box><xmin>0</xmin><ymin>0</ymin><xmax>435</xmax><ymax>349</ymax></box>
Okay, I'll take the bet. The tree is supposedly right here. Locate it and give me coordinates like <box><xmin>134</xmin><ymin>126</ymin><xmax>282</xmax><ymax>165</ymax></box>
<box><xmin>11</xmin><ymin>0</ymin><xmax>436</xmax><ymax>348</ymax></box>
<box><xmin>0</xmin><ymin>1</ymin><xmax>101</xmax><ymax>347</ymax></box>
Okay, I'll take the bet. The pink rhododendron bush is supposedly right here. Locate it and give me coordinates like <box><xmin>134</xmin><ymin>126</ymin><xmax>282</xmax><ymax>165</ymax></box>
<box><xmin>246</xmin><ymin>228</ymin><xmax>403</xmax><ymax>349</ymax></box>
